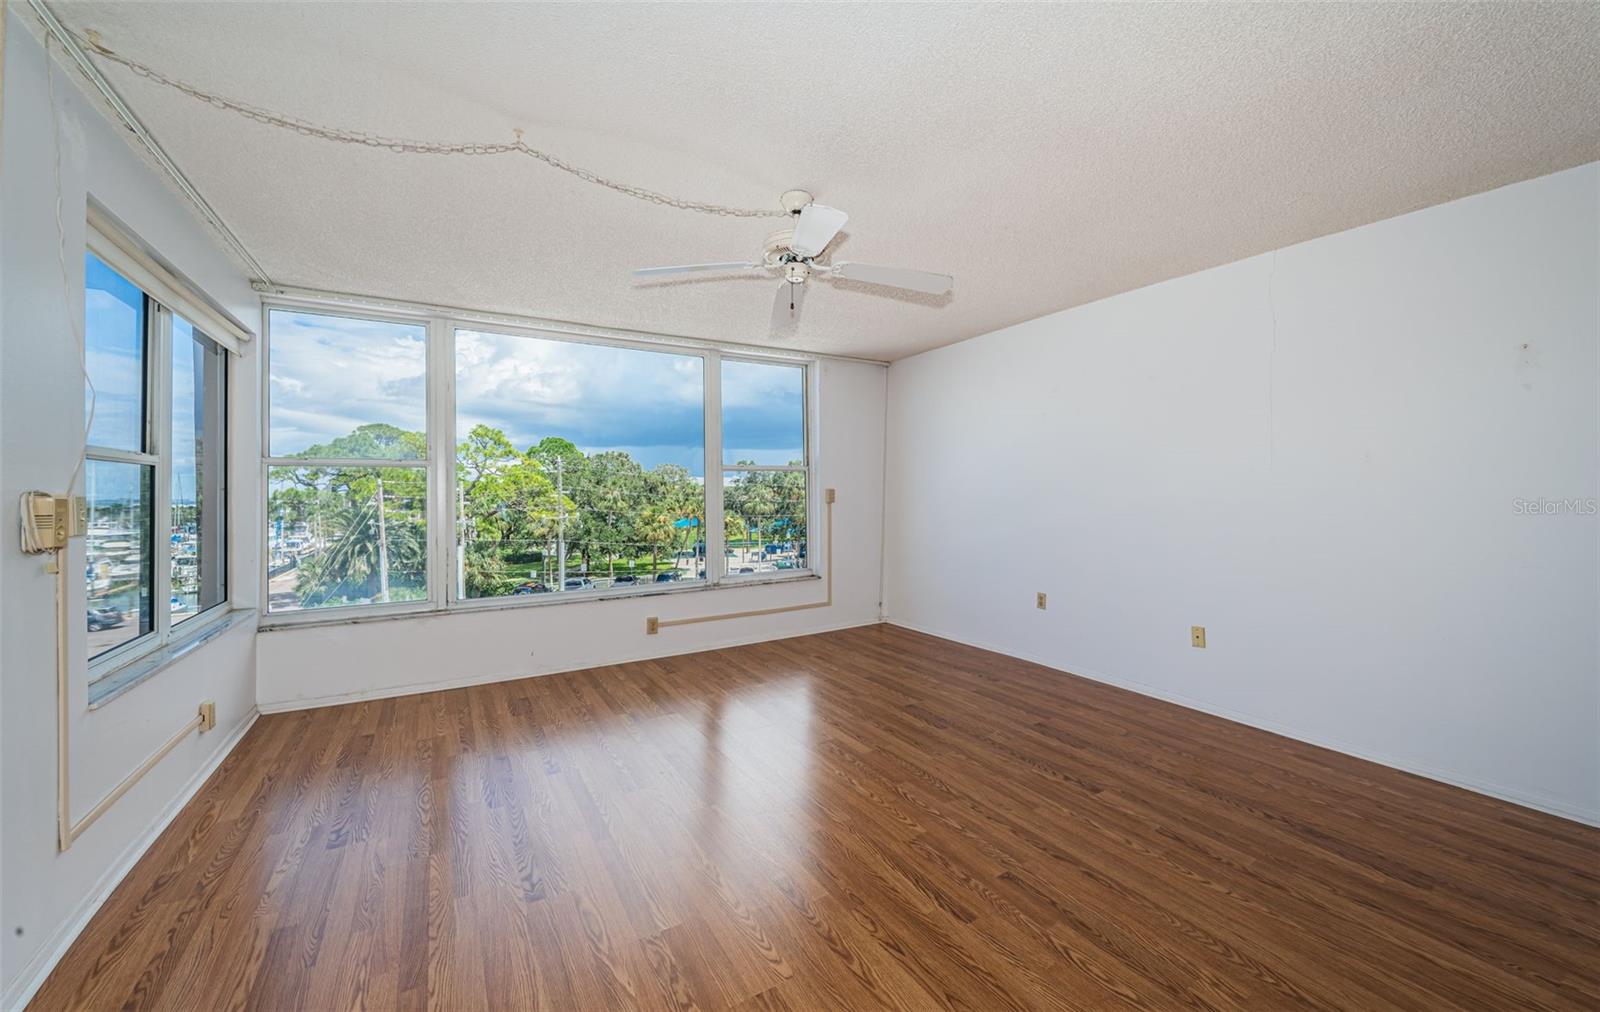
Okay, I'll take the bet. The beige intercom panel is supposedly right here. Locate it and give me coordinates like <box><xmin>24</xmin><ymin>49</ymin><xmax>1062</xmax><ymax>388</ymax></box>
<box><xmin>19</xmin><ymin>492</ymin><xmax>86</xmax><ymax>553</ymax></box>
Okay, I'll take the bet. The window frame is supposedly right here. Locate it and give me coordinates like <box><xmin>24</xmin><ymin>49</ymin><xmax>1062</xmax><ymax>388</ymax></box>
<box><xmin>259</xmin><ymin>296</ymin><xmax>820</xmax><ymax>626</ymax></box>
<box><xmin>259</xmin><ymin>304</ymin><xmax>439</xmax><ymax>626</ymax></box>
<box><xmin>717</xmin><ymin>354</ymin><xmax>813</xmax><ymax>584</ymax></box>
<box><xmin>85</xmin><ymin>232</ymin><xmax>234</xmax><ymax>698</ymax></box>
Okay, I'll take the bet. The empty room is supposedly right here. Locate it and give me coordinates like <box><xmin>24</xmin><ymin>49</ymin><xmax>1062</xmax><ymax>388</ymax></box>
<box><xmin>2</xmin><ymin>2</ymin><xmax>1597</xmax><ymax>1009</ymax></box>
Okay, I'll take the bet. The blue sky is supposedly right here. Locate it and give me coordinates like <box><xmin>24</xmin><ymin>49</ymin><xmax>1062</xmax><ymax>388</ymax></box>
<box><xmin>86</xmin><ymin>254</ymin><xmax>223</xmax><ymax>506</ymax></box>
<box><xmin>86</xmin><ymin>253</ymin><xmax>146</xmax><ymax>454</ymax></box>
<box><xmin>269</xmin><ymin>312</ymin><xmax>804</xmax><ymax>475</ymax></box>
<box><xmin>89</xmin><ymin>294</ymin><xmax>805</xmax><ymax>507</ymax></box>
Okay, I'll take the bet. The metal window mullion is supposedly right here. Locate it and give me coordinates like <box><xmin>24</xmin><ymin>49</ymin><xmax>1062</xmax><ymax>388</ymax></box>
<box><xmin>428</xmin><ymin>317</ymin><xmax>452</xmax><ymax>608</ymax></box>
<box><xmin>259</xmin><ymin>300</ymin><xmax>271</xmax><ymax>618</ymax></box>
<box><xmin>806</xmin><ymin>362</ymin><xmax>817</xmax><ymax>577</ymax></box>
<box><xmin>85</xmin><ymin>447</ymin><xmax>158</xmax><ymax>467</ymax></box>
<box><xmin>212</xmin><ymin>338</ymin><xmax>232</xmax><ymax>614</ymax></box>
<box><xmin>261</xmin><ymin>457</ymin><xmax>429</xmax><ymax>470</ymax></box>
<box><xmin>704</xmin><ymin>351</ymin><xmax>724</xmax><ymax>587</ymax></box>
<box><xmin>152</xmin><ymin>303</ymin><xmax>173</xmax><ymax>646</ymax></box>
<box><xmin>262</xmin><ymin>299</ymin><xmax>432</xmax><ymax>333</ymax></box>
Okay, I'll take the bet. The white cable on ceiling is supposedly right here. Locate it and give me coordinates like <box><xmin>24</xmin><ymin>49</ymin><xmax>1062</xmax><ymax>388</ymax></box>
<box><xmin>70</xmin><ymin>27</ymin><xmax>789</xmax><ymax>221</ymax></box>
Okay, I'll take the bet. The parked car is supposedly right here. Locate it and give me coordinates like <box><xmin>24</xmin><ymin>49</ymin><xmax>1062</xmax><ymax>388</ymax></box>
<box><xmin>612</xmin><ymin>575</ymin><xmax>637</xmax><ymax>587</ymax></box>
<box><xmin>87</xmin><ymin>606</ymin><xmax>124</xmax><ymax>631</ymax></box>
<box><xmin>737</xmin><ymin>566</ymin><xmax>755</xmax><ymax>574</ymax></box>
<box><xmin>563</xmin><ymin>578</ymin><xmax>593</xmax><ymax>591</ymax></box>
<box><xmin>511</xmin><ymin>581</ymin><xmax>549</xmax><ymax>595</ymax></box>
<box><xmin>654</xmin><ymin>571</ymin><xmax>680</xmax><ymax>583</ymax></box>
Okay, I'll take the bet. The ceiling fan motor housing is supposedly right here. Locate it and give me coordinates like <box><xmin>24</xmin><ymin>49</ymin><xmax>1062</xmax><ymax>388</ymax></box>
<box><xmin>779</xmin><ymin>189</ymin><xmax>814</xmax><ymax>215</ymax></box>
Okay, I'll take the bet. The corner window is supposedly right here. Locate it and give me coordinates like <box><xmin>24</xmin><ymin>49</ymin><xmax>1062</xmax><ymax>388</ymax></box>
<box><xmin>262</xmin><ymin>303</ymin><xmax>814</xmax><ymax>623</ymax></box>
<box><xmin>85</xmin><ymin>249</ymin><xmax>230</xmax><ymax>691</ymax></box>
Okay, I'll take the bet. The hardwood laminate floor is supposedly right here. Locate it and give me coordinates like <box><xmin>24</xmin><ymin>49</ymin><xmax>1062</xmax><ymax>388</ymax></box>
<box><xmin>32</xmin><ymin>624</ymin><xmax>1600</xmax><ymax>1010</ymax></box>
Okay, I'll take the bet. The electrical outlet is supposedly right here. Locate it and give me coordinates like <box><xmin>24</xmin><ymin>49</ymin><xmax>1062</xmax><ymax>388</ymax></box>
<box><xmin>646</xmin><ymin>616</ymin><xmax>659</xmax><ymax>635</ymax></box>
<box><xmin>1036</xmin><ymin>592</ymin><xmax>1047</xmax><ymax>610</ymax></box>
<box><xmin>198</xmin><ymin>700</ymin><xmax>216</xmax><ymax>732</ymax></box>
<box><xmin>1191</xmin><ymin>626</ymin><xmax>1206</xmax><ymax>648</ymax></box>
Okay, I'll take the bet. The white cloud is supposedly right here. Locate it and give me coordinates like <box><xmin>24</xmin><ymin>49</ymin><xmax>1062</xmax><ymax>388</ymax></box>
<box><xmin>266</xmin><ymin>314</ymin><xmax>803</xmax><ymax>472</ymax></box>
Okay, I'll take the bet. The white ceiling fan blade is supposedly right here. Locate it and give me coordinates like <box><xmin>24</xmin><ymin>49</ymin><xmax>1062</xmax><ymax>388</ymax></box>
<box><xmin>770</xmin><ymin>282</ymin><xmax>806</xmax><ymax>338</ymax></box>
<box><xmin>633</xmin><ymin>261</ymin><xmax>763</xmax><ymax>278</ymax></box>
<box><xmin>789</xmin><ymin>204</ymin><xmax>848</xmax><ymax>257</ymax></box>
<box><xmin>830</xmin><ymin>261</ymin><xmax>953</xmax><ymax>295</ymax></box>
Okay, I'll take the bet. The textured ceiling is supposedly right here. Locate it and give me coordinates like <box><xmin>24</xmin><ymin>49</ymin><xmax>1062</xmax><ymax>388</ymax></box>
<box><xmin>50</xmin><ymin>1</ymin><xmax>1600</xmax><ymax>361</ymax></box>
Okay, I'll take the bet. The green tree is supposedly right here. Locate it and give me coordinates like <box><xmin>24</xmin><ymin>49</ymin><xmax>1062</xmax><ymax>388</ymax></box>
<box><xmin>577</xmin><ymin>450</ymin><xmax>644</xmax><ymax>576</ymax></box>
<box><xmin>529</xmin><ymin>436</ymin><xmax>584</xmax><ymax>477</ymax></box>
<box><xmin>298</xmin><ymin>423</ymin><xmax>425</xmax><ymax>460</ymax></box>
<box><xmin>635</xmin><ymin>505</ymin><xmax>678</xmax><ymax>576</ymax></box>
<box><xmin>723</xmin><ymin>459</ymin><xmax>807</xmax><ymax>564</ymax></box>
<box><xmin>457</xmin><ymin>425</ymin><xmax>566</xmax><ymax>596</ymax></box>
<box><xmin>269</xmin><ymin>423</ymin><xmax>740</xmax><ymax>601</ymax></box>
<box><xmin>285</xmin><ymin>464</ymin><xmax>427</xmax><ymax>606</ymax></box>
<box><xmin>643</xmin><ymin>463</ymin><xmax>703</xmax><ymax>566</ymax></box>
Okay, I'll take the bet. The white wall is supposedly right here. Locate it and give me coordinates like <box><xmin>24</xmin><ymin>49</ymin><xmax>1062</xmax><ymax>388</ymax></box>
<box><xmin>886</xmin><ymin>163</ymin><xmax>1600</xmax><ymax>825</ymax></box>
<box><xmin>0</xmin><ymin>16</ymin><xmax>262</xmax><ymax>1005</ymax></box>
<box><xmin>255</xmin><ymin>356</ymin><xmax>887</xmax><ymax>710</ymax></box>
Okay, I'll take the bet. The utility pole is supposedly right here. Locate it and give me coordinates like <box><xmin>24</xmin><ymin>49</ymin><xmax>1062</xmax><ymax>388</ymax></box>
<box><xmin>556</xmin><ymin>457</ymin><xmax>567</xmax><ymax>590</ymax></box>
<box><xmin>375</xmin><ymin>476</ymin><xmax>389</xmax><ymax>603</ymax></box>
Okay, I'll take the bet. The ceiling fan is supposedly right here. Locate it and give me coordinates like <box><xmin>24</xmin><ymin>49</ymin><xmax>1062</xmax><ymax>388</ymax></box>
<box><xmin>632</xmin><ymin>189</ymin><xmax>954</xmax><ymax>336</ymax></box>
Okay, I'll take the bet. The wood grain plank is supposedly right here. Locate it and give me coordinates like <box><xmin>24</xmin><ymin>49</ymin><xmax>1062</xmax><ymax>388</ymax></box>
<box><xmin>29</xmin><ymin>625</ymin><xmax>1599</xmax><ymax>1010</ymax></box>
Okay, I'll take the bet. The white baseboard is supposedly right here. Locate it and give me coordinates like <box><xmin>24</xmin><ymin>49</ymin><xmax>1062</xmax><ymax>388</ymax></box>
<box><xmin>886</xmin><ymin>620</ymin><xmax>1600</xmax><ymax>829</ymax></box>
<box><xmin>3</xmin><ymin>708</ymin><xmax>262</xmax><ymax>1012</ymax></box>
<box><xmin>257</xmin><ymin>618</ymin><xmax>881</xmax><ymax>714</ymax></box>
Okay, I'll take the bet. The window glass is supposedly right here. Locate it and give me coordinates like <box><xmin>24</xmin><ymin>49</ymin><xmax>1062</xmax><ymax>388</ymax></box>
<box><xmin>721</xmin><ymin>359</ymin><xmax>804</xmax><ymax>466</ymax></box>
<box><xmin>171</xmin><ymin>317</ymin><xmax>228</xmax><ymax>624</ymax></box>
<box><xmin>454</xmin><ymin>330</ymin><xmax>705</xmax><ymax>598</ymax></box>
<box><xmin>83</xmin><ymin>236</ymin><xmax>233</xmax><ymax>696</ymax></box>
<box><xmin>267</xmin><ymin>310</ymin><xmax>426</xmax><ymax>459</ymax></box>
<box><xmin>266</xmin><ymin>466</ymin><xmax>428</xmax><ymax>612</ymax></box>
<box><xmin>86</xmin><ymin>460</ymin><xmax>154</xmax><ymax>661</ymax></box>
<box><xmin>723</xmin><ymin>470</ymin><xmax>808</xmax><ymax>576</ymax></box>
<box><xmin>85</xmin><ymin>252</ymin><xmax>147</xmax><ymax>452</ymax></box>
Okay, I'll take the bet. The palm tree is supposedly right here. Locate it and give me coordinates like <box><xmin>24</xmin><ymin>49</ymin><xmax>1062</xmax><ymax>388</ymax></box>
<box><xmin>298</xmin><ymin>478</ymin><xmax>426</xmax><ymax>606</ymax></box>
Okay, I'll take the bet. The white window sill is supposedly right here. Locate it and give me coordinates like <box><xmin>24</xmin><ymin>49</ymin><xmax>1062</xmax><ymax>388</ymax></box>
<box><xmin>88</xmin><ymin>607</ymin><xmax>257</xmax><ymax>709</ymax></box>
<box><xmin>257</xmin><ymin>569</ymin><xmax>821</xmax><ymax>632</ymax></box>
